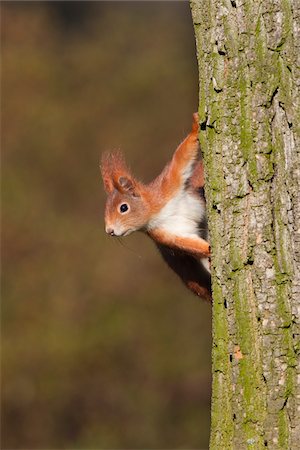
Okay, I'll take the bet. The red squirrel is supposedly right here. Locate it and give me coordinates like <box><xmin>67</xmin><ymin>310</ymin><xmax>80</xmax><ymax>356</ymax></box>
<box><xmin>100</xmin><ymin>113</ymin><xmax>211</xmax><ymax>301</ymax></box>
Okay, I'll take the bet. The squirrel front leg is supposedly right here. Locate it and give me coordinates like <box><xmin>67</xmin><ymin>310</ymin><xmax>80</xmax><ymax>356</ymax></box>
<box><xmin>161</xmin><ymin>113</ymin><xmax>201</xmax><ymax>195</ymax></box>
<box><xmin>148</xmin><ymin>228</ymin><xmax>210</xmax><ymax>259</ymax></box>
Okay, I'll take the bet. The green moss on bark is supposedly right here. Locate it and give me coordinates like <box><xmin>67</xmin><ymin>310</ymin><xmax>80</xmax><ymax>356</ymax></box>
<box><xmin>191</xmin><ymin>0</ymin><xmax>299</xmax><ymax>447</ymax></box>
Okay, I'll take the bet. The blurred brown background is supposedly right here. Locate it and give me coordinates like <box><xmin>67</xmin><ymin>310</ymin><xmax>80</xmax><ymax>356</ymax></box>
<box><xmin>2</xmin><ymin>2</ymin><xmax>211</xmax><ymax>449</ymax></box>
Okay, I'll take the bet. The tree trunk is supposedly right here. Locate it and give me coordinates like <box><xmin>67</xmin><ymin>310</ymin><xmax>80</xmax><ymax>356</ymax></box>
<box><xmin>190</xmin><ymin>1</ymin><xmax>300</xmax><ymax>448</ymax></box>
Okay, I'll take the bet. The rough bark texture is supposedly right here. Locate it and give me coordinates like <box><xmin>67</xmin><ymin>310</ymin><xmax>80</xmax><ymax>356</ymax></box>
<box><xmin>190</xmin><ymin>1</ymin><xmax>300</xmax><ymax>448</ymax></box>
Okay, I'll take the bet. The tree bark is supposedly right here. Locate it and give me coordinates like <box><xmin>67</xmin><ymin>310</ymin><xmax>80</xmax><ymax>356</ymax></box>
<box><xmin>190</xmin><ymin>1</ymin><xmax>300</xmax><ymax>448</ymax></box>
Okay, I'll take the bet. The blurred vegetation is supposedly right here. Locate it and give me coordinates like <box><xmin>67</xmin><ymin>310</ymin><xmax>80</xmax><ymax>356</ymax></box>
<box><xmin>2</xmin><ymin>2</ymin><xmax>212</xmax><ymax>449</ymax></box>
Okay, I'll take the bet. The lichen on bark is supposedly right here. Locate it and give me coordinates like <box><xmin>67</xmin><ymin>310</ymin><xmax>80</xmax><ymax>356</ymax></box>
<box><xmin>190</xmin><ymin>0</ymin><xmax>300</xmax><ymax>448</ymax></box>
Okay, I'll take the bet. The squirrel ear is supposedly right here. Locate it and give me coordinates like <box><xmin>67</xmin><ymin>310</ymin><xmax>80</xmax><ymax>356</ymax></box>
<box><xmin>100</xmin><ymin>167</ymin><xmax>114</xmax><ymax>193</ymax></box>
<box><xmin>102</xmin><ymin>175</ymin><xmax>114</xmax><ymax>193</ymax></box>
<box><xmin>117</xmin><ymin>176</ymin><xmax>140</xmax><ymax>197</ymax></box>
<box><xmin>100</xmin><ymin>153</ymin><xmax>115</xmax><ymax>193</ymax></box>
<box><xmin>119</xmin><ymin>176</ymin><xmax>134</xmax><ymax>190</ymax></box>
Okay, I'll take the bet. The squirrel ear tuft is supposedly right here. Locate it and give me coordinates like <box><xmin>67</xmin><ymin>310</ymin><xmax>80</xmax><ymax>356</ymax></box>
<box><xmin>103</xmin><ymin>177</ymin><xmax>114</xmax><ymax>193</ymax></box>
<box><xmin>100</xmin><ymin>154</ymin><xmax>114</xmax><ymax>193</ymax></box>
<box><xmin>100</xmin><ymin>151</ymin><xmax>140</xmax><ymax>196</ymax></box>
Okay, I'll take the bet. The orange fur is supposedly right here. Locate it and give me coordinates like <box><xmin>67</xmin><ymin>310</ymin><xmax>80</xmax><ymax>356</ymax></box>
<box><xmin>148</xmin><ymin>228</ymin><xmax>210</xmax><ymax>258</ymax></box>
<box><xmin>150</xmin><ymin>113</ymin><xmax>200</xmax><ymax>206</ymax></box>
<box><xmin>100</xmin><ymin>113</ymin><xmax>211</xmax><ymax>301</ymax></box>
<box><xmin>101</xmin><ymin>151</ymin><xmax>140</xmax><ymax>194</ymax></box>
<box><xmin>101</xmin><ymin>114</ymin><xmax>202</xmax><ymax>209</ymax></box>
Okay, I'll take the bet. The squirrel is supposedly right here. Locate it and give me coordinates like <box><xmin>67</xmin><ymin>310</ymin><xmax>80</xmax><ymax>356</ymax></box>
<box><xmin>100</xmin><ymin>113</ymin><xmax>211</xmax><ymax>301</ymax></box>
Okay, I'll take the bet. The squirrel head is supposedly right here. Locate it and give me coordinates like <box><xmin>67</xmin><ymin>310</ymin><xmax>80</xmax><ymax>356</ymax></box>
<box><xmin>101</xmin><ymin>151</ymin><xmax>151</xmax><ymax>237</ymax></box>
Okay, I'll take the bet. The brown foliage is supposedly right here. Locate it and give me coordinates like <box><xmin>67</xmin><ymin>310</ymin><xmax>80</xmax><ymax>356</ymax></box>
<box><xmin>2</xmin><ymin>2</ymin><xmax>211</xmax><ymax>448</ymax></box>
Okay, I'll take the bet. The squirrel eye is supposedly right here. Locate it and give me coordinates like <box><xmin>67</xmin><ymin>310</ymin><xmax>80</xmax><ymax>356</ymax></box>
<box><xmin>119</xmin><ymin>203</ymin><xmax>129</xmax><ymax>213</ymax></box>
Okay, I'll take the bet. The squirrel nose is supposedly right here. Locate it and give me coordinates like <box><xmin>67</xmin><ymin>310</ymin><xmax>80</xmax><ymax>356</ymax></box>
<box><xmin>106</xmin><ymin>227</ymin><xmax>115</xmax><ymax>236</ymax></box>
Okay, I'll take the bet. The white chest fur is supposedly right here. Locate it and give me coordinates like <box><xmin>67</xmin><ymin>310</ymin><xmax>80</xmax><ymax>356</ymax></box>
<box><xmin>148</xmin><ymin>189</ymin><xmax>205</xmax><ymax>238</ymax></box>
